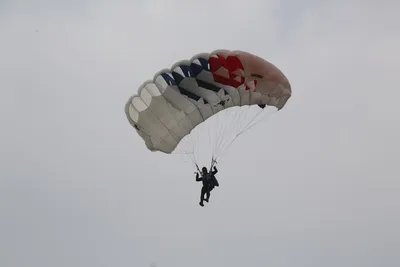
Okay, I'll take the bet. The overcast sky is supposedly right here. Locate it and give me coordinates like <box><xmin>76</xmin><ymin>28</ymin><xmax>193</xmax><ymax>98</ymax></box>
<box><xmin>1</xmin><ymin>1</ymin><xmax>400</xmax><ymax>267</ymax></box>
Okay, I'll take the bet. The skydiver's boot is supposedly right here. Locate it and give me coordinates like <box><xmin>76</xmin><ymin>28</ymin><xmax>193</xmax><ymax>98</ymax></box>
<box><xmin>199</xmin><ymin>201</ymin><xmax>204</xmax><ymax>207</ymax></box>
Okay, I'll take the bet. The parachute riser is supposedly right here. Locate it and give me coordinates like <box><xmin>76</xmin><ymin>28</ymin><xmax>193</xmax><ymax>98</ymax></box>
<box><xmin>210</xmin><ymin>157</ymin><xmax>217</xmax><ymax>170</ymax></box>
<box><xmin>195</xmin><ymin>163</ymin><xmax>203</xmax><ymax>176</ymax></box>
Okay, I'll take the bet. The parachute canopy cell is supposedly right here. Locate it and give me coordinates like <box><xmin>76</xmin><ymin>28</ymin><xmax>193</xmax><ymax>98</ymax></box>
<box><xmin>125</xmin><ymin>49</ymin><xmax>291</xmax><ymax>154</ymax></box>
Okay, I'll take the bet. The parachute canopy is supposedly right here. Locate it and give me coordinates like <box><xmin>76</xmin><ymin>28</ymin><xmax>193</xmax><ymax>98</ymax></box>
<box><xmin>125</xmin><ymin>49</ymin><xmax>291</xmax><ymax>155</ymax></box>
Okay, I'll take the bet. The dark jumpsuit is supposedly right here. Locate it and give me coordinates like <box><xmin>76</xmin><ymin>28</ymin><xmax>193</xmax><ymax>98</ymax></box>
<box><xmin>196</xmin><ymin>167</ymin><xmax>219</xmax><ymax>205</ymax></box>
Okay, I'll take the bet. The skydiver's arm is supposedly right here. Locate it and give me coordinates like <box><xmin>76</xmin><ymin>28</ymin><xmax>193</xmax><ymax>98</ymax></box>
<box><xmin>195</xmin><ymin>172</ymin><xmax>202</xmax><ymax>181</ymax></box>
<box><xmin>212</xmin><ymin>166</ymin><xmax>218</xmax><ymax>175</ymax></box>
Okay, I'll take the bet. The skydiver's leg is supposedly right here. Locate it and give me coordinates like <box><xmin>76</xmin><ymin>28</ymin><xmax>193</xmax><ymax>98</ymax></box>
<box><xmin>205</xmin><ymin>190</ymin><xmax>210</xmax><ymax>202</ymax></box>
<box><xmin>199</xmin><ymin>186</ymin><xmax>206</xmax><ymax>206</ymax></box>
<box><xmin>205</xmin><ymin>185</ymin><xmax>211</xmax><ymax>202</ymax></box>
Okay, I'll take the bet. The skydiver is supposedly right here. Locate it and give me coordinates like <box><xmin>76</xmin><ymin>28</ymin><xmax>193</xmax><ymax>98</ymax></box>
<box><xmin>195</xmin><ymin>167</ymin><xmax>210</xmax><ymax>207</ymax></box>
<box><xmin>196</xmin><ymin>166</ymin><xmax>219</xmax><ymax>207</ymax></box>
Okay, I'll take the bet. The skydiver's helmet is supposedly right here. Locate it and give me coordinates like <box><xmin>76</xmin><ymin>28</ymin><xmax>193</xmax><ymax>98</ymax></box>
<box><xmin>202</xmin><ymin>167</ymin><xmax>208</xmax><ymax>173</ymax></box>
